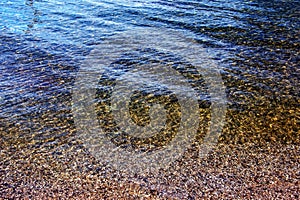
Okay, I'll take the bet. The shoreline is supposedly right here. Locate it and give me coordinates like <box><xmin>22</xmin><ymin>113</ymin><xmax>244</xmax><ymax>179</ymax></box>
<box><xmin>1</xmin><ymin>140</ymin><xmax>299</xmax><ymax>199</ymax></box>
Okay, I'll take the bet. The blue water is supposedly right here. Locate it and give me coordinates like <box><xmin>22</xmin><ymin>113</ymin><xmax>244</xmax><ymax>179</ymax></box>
<box><xmin>0</xmin><ymin>0</ymin><xmax>299</xmax><ymax>150</ymax></box>
<box><xmin>0</xmin><ymin>0</ymin><xmax>300</xmax><ymax>198</ymax></box>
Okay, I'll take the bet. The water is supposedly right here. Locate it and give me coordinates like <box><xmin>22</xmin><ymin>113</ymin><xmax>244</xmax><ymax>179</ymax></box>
<box><xmin>0</xmin><ymin>0</ymin><xmax>299</xmax><ymax>198</ymax></box>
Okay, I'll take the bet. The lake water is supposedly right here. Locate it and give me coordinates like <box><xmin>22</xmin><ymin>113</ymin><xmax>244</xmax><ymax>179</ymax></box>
<box><xmin>0</xmin><ymin>0</ymin><xmax>299</xmax><ymax>198</ymax></box>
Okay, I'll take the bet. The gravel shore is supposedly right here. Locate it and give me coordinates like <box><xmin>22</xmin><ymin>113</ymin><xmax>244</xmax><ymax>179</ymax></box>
<box><xmin>1</xmin><ymin>136</ymin><xmax>299</xmax><ymax>199</ymax></box>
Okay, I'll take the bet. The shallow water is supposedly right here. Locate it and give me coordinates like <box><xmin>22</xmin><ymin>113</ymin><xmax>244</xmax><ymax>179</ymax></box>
<box><xmin>0</xmin><ymin>0</ymin><xmax>299</xmax><ymax>197</ymax></box>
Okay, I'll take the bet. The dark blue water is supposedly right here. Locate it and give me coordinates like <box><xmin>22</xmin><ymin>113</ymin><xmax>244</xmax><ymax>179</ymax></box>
<box><xmin>0</xmin><ymin>0</ymin><xmax>299</xmax><ymax>196</ymax></box>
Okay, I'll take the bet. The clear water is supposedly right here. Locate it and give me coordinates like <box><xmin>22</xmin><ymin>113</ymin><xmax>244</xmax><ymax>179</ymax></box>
<box><xmin>0</xmin><ymin>0</ymin><xmax>299</xmax><ymax>171</ymax></box>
